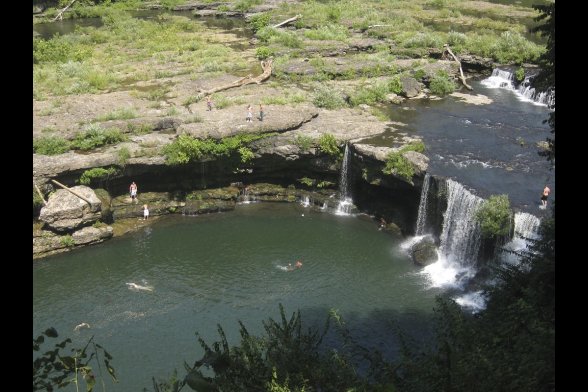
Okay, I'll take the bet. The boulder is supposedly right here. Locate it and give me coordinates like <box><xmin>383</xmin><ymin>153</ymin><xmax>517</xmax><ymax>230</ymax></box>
<box><xmin>39</xmin><ymin>186</ymin><xmax>102</xmax><ymax>232</ymax></box>
<box><xmin>400</xmin><ymin>76</ymin><xmax>421</xmax><ymax>98</ymax></box>
<box><xmin>403</xmin><ymin>150</ymin><xmax>429</xmax><ymax>175</ymax></box>
<box><xmin>411</xmin><ymin>236</ymin><xmax>438</xmax><ymax>266</ymax></box>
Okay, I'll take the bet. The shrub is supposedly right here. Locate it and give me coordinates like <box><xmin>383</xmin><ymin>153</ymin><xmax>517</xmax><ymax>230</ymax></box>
<box><xmin>94</xmin><ymin>107</ymin><xmax>137</xmax><ymax>122</ymax></box>
<box><xmin>475</xmin><ymin>194</ymin><xmax>512</xmax><ymax>238</ymax></box>
<box><xmin>33</xmin><ymin>136</ymin><xmax>71</xmax><ymax>155</ymax></box>
<box><xmin>60</xmin><ymin>235</ymin><xmax>76</xmax><ymax>248</ymax></box>
<box><xmin>429</xmin><ymin>70</ymin><xmax>456</xmax><ymax>96</ymax></box>
<box><xmin>71</xmin><ymin>126</ymin><xmax>127</xmax><ymax>150</ymax></box>
<box><xmin>298</xmin><ymin>177</ymin><xmax>315</xmax><ymax>187</ymax></box>
<box><xmin>256</xmin><ymin>46</ymin><xmax>274</xmax><ymax>60</ymax></box>
<box><xmin>318</xmin><ymin>134</ymin><xmax>341</xmax><ymax>158</ymax></box>
<box><xmin>78</xmin><ymin>167</ymin><xmax>120</xmax><ymax>185</ymax></box>
<box><xmin>117</xmin><ymin>147</ymin><xmax>131</xmax><ymax>166</ymax></box>
<box><xmin>249</xmin><ymin>13</ymin><xmax>271</xmax><ymax>33</ymax></box>
<box><xmin>294</xmin><ymin>135</ymin><xmax>313</xmax><ymax>152</ymax></box>
<box><xmin>238</xmin><ymin>146</ymin><xmax>255</xmax><ymax>163</ymax></box>
<box><xmin>515</xmin><ymin>67</ymin><xmax>525</xmax><ymax>82</ymax></box>
<box><xmin>382</xmin><ymin>141</ymin><xmax>425</xmax><ymax>182</ymax></box>
<box><xmin>312</xmin><ymin>85</ymin><xmax>346</xmax><ymax>109</ymax></box>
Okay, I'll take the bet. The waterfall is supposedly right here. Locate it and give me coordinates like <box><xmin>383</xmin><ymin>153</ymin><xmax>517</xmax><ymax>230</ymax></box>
<box><xmin>501</xmin><ymin>212</ymin><xmax>541</xmax><ymax>264</ymax></box>
<box><xmin>415</xmin><ymin>173</ymin><xmax>431</xmax><ymax>235</ymax></box>
<box><xmin>481</xmin><ymin>68</ymin><xmax>554</xmax><ymax>107</ymax></box>
<box><xmin>514</xmin><ymin>212</ymin><xmax>541</xmax><ymax>240</ymax></box>
<box><xmin>438</xmin><ymin>179</ymin><xmax>484</xmax><ymax>265</ymax></box>
<box><xmin>301</xmin><ymin>195</ymin><xmax>311</xmax><ymax>207</ymax></box>
<box><xmin>339</xmin><ymin>144</ymin><xmax>350</xmax><ymax>197</ymax></box>
<box><xmin>336</xmin><ymin>144</ymin><xmax>353</xmax><ymax>215</ymax></box>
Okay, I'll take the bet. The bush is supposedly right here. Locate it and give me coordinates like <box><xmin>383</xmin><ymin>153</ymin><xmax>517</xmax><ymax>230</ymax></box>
<box><xmin>318</xmin><ymin>134</ymin><xmax>341</xmax><ymax>158</ymax></box>
<box><xmin>312</xmin><ymin>85</ymin><xmax>346</xmax><ymax>109</ymax></box>
<box><xmin>475</xmin><ymin>194</ymin><xmax>512</xmax><ymax>238</ymax></box>
<box><xmin>382</xmin><ymin>142</ymin><xmax>425</xmax><ymax>182</ymax></box>
<box><xmin>429</xmin><ymin>70</ymin><xmax>456</xmax><ymax>96</ymax></box>
<box><xmin>33</xmin><ymin>136</ymin><xmax>71</xmax><ymax>155</ymax></box>
<box><xmin>294</xmin><ymin>135</ymin><xmax>313</xmax><ymax>152</ymax></box>
<box><xmin>515</xmin><ymin>67</ymin><xmax>525</xmax><ymax>82</ymax></box>
<box><xmin>71</xmin><ymin>126</ymin><xmax>127</xmax><ymax>150</ymax></box>
<box><xmin>249</xmin><ymin>13</ymin><xmax>271</xmax><ymax>33</ymax></box>
<box><xmin>78</xmin><ymin>167</ymin><xmax>120</xmax><ymax>185</ymax></box>
<box><xmin>60</xmin><ymin>235</ymin><xmax>76</xmax><ymax>248</ymax></box>
<box><xmin>304</xmin><ymin>24</ymin><xmax>349</xmax><ymax>41</ymax></box>
<box><xmin>163</xmin><ymin>133</ymin><xmax>274</xmax><ymax>165</ymax></box>
<box><xmin>256</xmin><ymin>46</ymin><xmax>274</xmax><ymax>60</ymax></box>
<box><xmin>117</xmin><ymin>147</ymin><xmax>131</xmax><ymax>166</ymax></box>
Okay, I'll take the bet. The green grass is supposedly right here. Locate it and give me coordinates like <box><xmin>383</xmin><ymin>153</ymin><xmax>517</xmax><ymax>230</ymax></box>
<box><xmin>71</xmin><ymin>125</ymin><xmax>127</xmax><ymax>151</ymax></box>
<box><xmin>312</xmin><ymin>85</ymin><xmax>347</xmax><ymax>109</ymax></box>
<box><xmin>382</xmin><ymin>141</ymin><xmax>426</xmax><ymax>182</ymax></box>
<box><xmin>33</xmin><ymin>136</ymin><xmax>71</xmax><ymax>155</ymax></box>
<box><xmin>94</xmin><ymin>107</ymin><xmax>137</xmax><ymax>122</ymax></box>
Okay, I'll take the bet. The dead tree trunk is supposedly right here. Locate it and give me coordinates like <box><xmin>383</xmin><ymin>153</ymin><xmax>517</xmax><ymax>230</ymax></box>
<box><xmin>52</xmin><ymin>0</ymin><xmax>77</xmax><ymax>22</ymax></box>
<box><xmin>33</xmin><ymin>179</ymin><xmax>47</xmax><ymax>206</ymax></box>
<box><xmin>443</xmin><ymin>44</ymin><xmax>473</xmax><ymax>90</ymax></box>
<box><xmin>273</xmin><ymin>14</ymin><xmax>301</xmax><ymax>29</ymax></box>
<box><xmin>193</xmin><ymin>59</ymin><xmax>273</xmax><ymax>102</ymax></box>
<box><xmin>51</xmin><ymin>179</ymin><xmax>93</xmax><ymax>206</ymax></box>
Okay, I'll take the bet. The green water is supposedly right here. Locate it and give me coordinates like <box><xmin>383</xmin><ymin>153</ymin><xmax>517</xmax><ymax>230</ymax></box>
<box><xmin>33</xmin><ymin>203</ymin><xmax>440</xmax><ymax>390</ymax></box>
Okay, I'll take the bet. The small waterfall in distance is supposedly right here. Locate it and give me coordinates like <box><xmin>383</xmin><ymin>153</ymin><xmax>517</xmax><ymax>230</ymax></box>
<box><xmin>336</xmin><ymin>144</ymin><xmax>353</xmax><ymax>215</ymax></box>
<box><xmin>481</xmin><ymin>68</ymin><xmax>554</xmax><ymax>107</ymax></box>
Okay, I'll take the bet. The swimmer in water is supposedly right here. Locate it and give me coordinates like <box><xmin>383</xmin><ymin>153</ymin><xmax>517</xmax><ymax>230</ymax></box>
<box><xmin>295</xmin><ymin>260</ymin><xmax>302</xmax><ymax>268</ymax></box>
<box><xmin>74</xmin><ymin>322</ymin><xmax>90</xmax><ymax>331</ymax></box>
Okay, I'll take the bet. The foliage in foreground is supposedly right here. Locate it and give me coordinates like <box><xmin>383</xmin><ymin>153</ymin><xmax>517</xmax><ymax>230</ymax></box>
<box><xmin>151</xmin><ymin>304</ymin><xmax>390</xmax><ymax>392</ymax></box>
<box><xmin>33</xmin><ymin>327</ymin><xmax>117</xmax><ymax>391</ymax></box>
<box><xmin>396</xmin><ymin>215</ymin><xmax>555</xmax><ymax>392</ymax></box>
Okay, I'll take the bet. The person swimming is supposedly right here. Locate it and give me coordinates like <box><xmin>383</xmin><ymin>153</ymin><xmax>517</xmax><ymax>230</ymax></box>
<box><xmin>295</xmin><ymin>260</ymin><xmax>303</xmax><ymax>268</ymax></box>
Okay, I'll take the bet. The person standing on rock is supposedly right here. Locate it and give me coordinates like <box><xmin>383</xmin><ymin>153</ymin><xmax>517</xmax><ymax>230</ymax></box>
<box><xmin>130</xmin><ymin>182</ymin><xmax>138</xmax><ymax>203</ymax></box>
<box><xmin>247</xmin><ymin>105</ymin><xmax>253</xmax><ymax>122</ymax></box>
<box><xmin>206</xmin><ymin>95</ymin><xmax>213</xmax><ymax>111</ymax></box>
<box><xmin>258</xmin><ymin>103</ymin><xmax>264</xmax><ymax>121</ymax></box>
<box><xmin>541</xmin><ymin>185</ymin><xmax>551</xmax><ymax>208</ymax></box>
<box><xmin>143</xmin><ymin>204</ymin><xmax>149</xmax><ymax>220</ymax></box>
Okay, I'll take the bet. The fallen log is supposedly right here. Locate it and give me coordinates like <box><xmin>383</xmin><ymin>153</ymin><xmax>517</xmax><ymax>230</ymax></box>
<box><xmin>51</xmin><ymin>179</ymin><xmax>93</xmax><ymax>206</ymax></box>
<box><xmin>443</xmin><ymin>44</ymin><xmax>473</xmax><ymax>90</ymax></box>
<box><xmin>193</xmin><ymin>59</ymin><xmax>273</xmax><ymax>102</ymax></box>
<box><xmin>273</xmin><ymin>14</ymin><xmax>301</xmax><ymax>29</ymax></box>
<box><xmin>52</xmin><ymin>0</ymin><xmax>77</xmax><ymax>22</ymax></box>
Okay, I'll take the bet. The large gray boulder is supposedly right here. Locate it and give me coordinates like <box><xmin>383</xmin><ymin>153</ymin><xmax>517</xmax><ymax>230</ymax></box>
<box><xmin>39</xmin><ymin>186</ymin><xmax>102</xmax><ymax>232</ymax></box>
<box><xmin>411</xmin><ymin>236</ymin><xmax>438</xmax><ymax>266</ymax></box>
<box><xmin>400</xmin><ymin>76</ymin><xmax>421</xmax><ymax>98</ymax></box>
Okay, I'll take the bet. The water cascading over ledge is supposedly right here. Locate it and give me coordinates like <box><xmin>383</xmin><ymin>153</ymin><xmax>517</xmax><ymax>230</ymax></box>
<box><xmin>336</xmin><ymin>144</ymin><xmax>354</xmax><ymax>215</ymax></box>
<box><xmin>481</xmin><ymin>67</ymin><xmax>555</xmax><ymax>107</ymax></box>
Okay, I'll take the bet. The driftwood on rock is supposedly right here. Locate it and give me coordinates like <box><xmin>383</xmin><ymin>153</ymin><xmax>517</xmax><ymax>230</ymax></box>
<box><xmin>52</xmin><ymin>0</ymin><xmax>77</xmax><ymax>22</ymax></box>
<box><xmin>33</xmin><ymin>179</ymin><xmax>47</xmax><ymax>206</ymax></box>
<box><xmin>51</xmin><ymin>179</ymin><xmax>93</xmax><ymax>206</ymax></box>
<box><xmin>442</xmin><ymin>44</ymin><xmax>473</xmax><ymax>90</ymax></box>
<box><xmin>194</xmin><ymin>59</ymin><xmax>273</xmax><ymax>101</ymax></box>
<box><xmin>273</xmin><ymin>14</ymin><xmax>301</xmax><ymax>29</ymax></box>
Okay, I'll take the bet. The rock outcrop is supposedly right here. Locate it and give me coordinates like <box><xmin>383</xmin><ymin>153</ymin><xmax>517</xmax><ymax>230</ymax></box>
<box><xmin>39</xmin><ymin>186</ymin><xmax>102</xmax><ymax>232</ymax></box>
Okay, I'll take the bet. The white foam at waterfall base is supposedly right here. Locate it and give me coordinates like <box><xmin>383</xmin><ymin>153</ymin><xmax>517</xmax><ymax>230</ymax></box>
<box><xmin>454</xmin><ymin>290</ymin><xmax>487</xmax><ymax>313</ymax></box>
<box><xmin>400</xmin><ymin>235</ymin><xmax>430</xmax><ymax>253</ymax></box>
<box><xmin>300</xmin><ymin>196</ymin><xmax>311</xmax><ymax>208</ymax></box>
<box><xmin>335</xmin><ymin>197</ymin><xmax>354</xmax><ymax>216</ymax></box>
<box><xmin>419</xmin><ymin>252</ymin><xmax>476</xmax><ymax>289</ymax></box>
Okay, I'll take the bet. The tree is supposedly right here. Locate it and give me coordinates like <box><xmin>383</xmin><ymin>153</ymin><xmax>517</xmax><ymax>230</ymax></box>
<box><xmin>532</xmin><ymin>3</ymin><xmax>555</xmax><ymax>162</ymax></box>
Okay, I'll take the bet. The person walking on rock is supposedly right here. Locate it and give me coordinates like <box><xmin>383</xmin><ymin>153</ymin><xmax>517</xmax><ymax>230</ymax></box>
<box><xmin>258</xmin><ymin>103</ymin><xmax>264</xmax><ymax>121</ymax></box>
<box><xmin>246</xmin><ymin>105</ymin><xmax>253</xmax><ymax>122</ymax></box>
<box><xmin>130</xmin><ymin>182</ymin><xmax>138</xmax><ymax>203</ymax></box>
